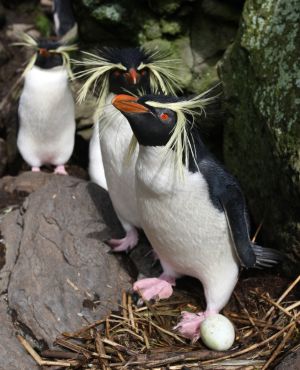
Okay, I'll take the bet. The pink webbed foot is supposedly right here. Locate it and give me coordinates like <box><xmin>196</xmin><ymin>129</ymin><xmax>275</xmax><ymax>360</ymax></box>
<box><xmin>174</xmin><ymin>310</ymin><xmax>217</xmax><ymax>342</ymax></box>
<box><xmin>133</xmin><ymin>275</ymin><xmax>175</xmax><ymax>301</ymax></box>
<box><xmin>107</xmin><ymin>228</ymin><xmax>138</xmax><ymax>252</ymax></box>
<box><xmin>31</xmin><ymin>167</ymin><xmax>40</xmax><ymax>172</ymax></box>
<box><xmin>54</xmin><ymin>165</ymin><xmax>68</xmax><ymax>175</ymax></box>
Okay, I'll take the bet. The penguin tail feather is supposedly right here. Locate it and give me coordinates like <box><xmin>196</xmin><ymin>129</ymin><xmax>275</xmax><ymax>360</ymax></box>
<box><xmin>252</xmin><ymin>244</ymin><xmax>283</xmax><ymax>269</ymax></box>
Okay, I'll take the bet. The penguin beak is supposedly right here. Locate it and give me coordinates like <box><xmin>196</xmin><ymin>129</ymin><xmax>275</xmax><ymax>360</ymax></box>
<box><xmin>112</xmin><ymin>94</ymin><xmax>149</xmax><ymax>113</ymax></box>
<box><xmin>126</xmin><ymin>68</ymin><xmax>140</xmax><ymax>85</ymax></box>
<box><xmin>39</xmin><ymin>48</ymin><xmax>50</xmax><ymax>57</ymax></box>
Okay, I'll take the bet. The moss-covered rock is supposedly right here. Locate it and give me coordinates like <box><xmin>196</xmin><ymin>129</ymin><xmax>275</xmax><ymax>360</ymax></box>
<box><xmin>220</xmin><ymin>0</ymin><xmax>300</xmax><ymax>275</ymax></box>
<box><xmin>73</xmin><ymin>0</ymin><xmax>241</xmax><ymax>93</ymax></box>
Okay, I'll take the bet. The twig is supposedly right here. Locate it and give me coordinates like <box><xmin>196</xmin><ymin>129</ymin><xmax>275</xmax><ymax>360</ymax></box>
<box><xmin>95</xmin><ymin>331</ymin><xmax>110</xmax><ymax>370</ymax></box>
<box><xmin>102</xmin><ymin>338</ymin><xmax>137</xmax><ymax>356</ymax></box>
<box><xmin>128</xmin><ymin>294</ymin><xmax>137</xmax><ymax>332</ymax></box>
<box><xmin>17</xmin><ymin>335</ymin><xmax>43</xmax><ymax>365</ymax></box>
<box><xmin>260</xmin><ymin>294</ymin><xmax>300</xmax><ymax>324</ymax></box>
<box><xmin>17</xmin><ymin>335</ymin><xmax>72</xmax><ymax>367</ymax></box>
<box><xmin>251</xmin><ymin>218</ymin><xmax>264</xmax><ymax>243</ymax></box>
<box><xmin>262</xmin><ymin>324</ymin><xmax>296</xmax><ymax>370</ymax></box>
<box><xmin>264</xmin><ymin>275</ymin><xmax>300</xmax><ymax>320</ymax></box>
<box><xmin>122</xmin><ymin>291</ymin><xmax>128</xmax><ymax>320</ymax></box>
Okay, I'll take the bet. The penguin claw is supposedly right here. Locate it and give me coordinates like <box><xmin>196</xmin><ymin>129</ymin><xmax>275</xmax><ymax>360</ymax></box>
<box><xmin>133</xmin><ymin>277</ymin><xmax>174</xmax><ymax>301</ymax></box>
<box><xmin>106</xmin><ymin>228</ymin><xmax>138</xmax><ymax>252</ymax></box>
<box><xmin>31</xmin><ymin>167</ymin><xmax>40</xmax><ymax>172</ymax></box>
<box><xmin>174</xmin><ymin>311</ymin><xmax>205</xmax><ymax>342</ymax></box>
<box><xmin>54</xmin><ymin>165</ymin><xmax>68</xmax><ymax>175</ymax></box>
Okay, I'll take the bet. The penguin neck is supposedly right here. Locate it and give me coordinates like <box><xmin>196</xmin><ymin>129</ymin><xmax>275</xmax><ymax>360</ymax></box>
<box><xmin>136</xmin><ymin>145</ymin><xmax>187</xmax><ymax>195</ymax></box>
<box><xmin>24</xmin><ymin>65</ymin><xmax>69</xmax><ymax>93</ymax></box>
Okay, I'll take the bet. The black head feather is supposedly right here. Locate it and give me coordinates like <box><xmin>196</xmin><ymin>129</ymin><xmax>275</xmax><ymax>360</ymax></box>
<box><xmin>35</xmin><ymin>39</ymin><xmax>63</xmax><ymax>69</ymax></box>
<box><xmin>99</xmin><ymin>47</ymin><xmax>152</xmax><ymax>69</ymax></box>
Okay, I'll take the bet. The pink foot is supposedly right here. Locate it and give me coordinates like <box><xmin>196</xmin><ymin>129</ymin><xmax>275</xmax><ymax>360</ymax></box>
<box><xmin>107</xmin><ymin>228</ymin><xmax>138</xmax><ymax>252</ymax></box>
<box><xmin>31</xmin><ymin>167</ymin><xmax>40</xmax><ymax>172</ymax></box>
<box><xmin>174</xmin><ymin>310</ymin><xmax>217</xmax><ymax>342</ymax></box>
<box><xmin>133</xmin><ymin>275</ymin><xmax>175</xmax><ymax>301</ymax></box>
<box><xmin>54</xmin><ymin>165</ymin><xmax>68</xmax><ymax>175</ymax></box>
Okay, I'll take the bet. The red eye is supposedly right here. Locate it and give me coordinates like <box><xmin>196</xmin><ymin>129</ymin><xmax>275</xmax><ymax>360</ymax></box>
<box><xmin>160</xmin><ymin>113</ymin><xmax>169</xmax><ymax>120</ymax></box>
<box><xmin>141</xmin><ymin>69</ymin><xmax>147</xmax><ymax>76</ymax></box>
<box><xmin>113</xmin><ymin>70</ymin><xmax>121</xmax><ymax>77</ymax></box>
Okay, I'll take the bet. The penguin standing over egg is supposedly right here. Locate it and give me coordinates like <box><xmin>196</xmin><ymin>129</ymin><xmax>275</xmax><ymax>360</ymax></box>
<box><xmin>112</xmin><ymin>92</ymin><xmax>282</xmax><ymax>342</ymax></box>
<box><xmin>76</xmin><ymin>48</ymin><xmax>182</xmax><ymax>251</ymax></box>
<box><xmin>16</xmin><ymin>34</ymin><xmax>77</xmax><ymax>174</ymax></box>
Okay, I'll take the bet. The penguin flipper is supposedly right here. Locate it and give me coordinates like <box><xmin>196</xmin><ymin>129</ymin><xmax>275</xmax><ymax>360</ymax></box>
<box><xmin>219</xmin><ymin>185</ymin><xmax>257</xmax><ymax>268</ymax></box>
<box><xmin>219</xmin><ymin>186</ymin><xmax>282</xmax><ymax>269</ymax></box>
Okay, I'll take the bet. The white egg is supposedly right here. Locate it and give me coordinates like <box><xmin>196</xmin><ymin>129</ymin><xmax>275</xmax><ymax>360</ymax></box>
<box><xmin>200</xmin><ymin>314</ymin><xmax>235</xmax><ymax>351</ymax></box>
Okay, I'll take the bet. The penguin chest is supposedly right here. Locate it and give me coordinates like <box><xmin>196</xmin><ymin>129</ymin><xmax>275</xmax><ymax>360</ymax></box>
<box><xmin>100</xmin><ymin>108</ymin><xmax>140</xmax><ymax>227</ymax></box>
<box><xmin>136</xmin><ymin>166</ymin><xmax>237</xmax><ymax>278</ymax></box>
<box><xmin>18</xmin><ymin>67</ymin><xmax>75</xmax><ymax>165</ymax></box>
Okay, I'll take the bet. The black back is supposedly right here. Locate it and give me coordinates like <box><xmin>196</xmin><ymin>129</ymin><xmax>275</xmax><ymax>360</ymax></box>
<box><xmin>53</xmin><ymin>0</ymin><xmax>76</xmax><ymax>37</ymax></box>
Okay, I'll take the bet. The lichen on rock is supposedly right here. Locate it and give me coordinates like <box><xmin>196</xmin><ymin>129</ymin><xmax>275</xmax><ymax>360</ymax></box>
<box><xmin>220</xmin><ymin>0</ymin><xmax>300</xmax><ymax>275</ymax></box>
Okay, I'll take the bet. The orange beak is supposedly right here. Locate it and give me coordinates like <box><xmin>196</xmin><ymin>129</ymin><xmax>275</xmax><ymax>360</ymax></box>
<box><xmin>39</xmin><ymin>48</ymin><xmax>50</xmax><ymax>57</ymax></box>
<box><xmin>112</xmin><ymin>94</ymin><xmax>149</xmax><ymax>113</ymax></box>
<box><xmin>125</xmin><ymin>68</ymin><xmax>140</xmax><ymax>85</ymax></box>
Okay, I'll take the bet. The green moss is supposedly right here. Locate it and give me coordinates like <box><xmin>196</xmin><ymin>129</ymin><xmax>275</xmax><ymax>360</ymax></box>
<box><xmin>160</xmin><ymin>20</ymin><xmax>181</xmax><ymax>36</ymax></box>
<box><xmin>91</xmin><ymin>4</ymin><xmax>125</xmax><ymax>23</ymax></box>
<box><xmin>150</xmin><ymin>0</ymin><xmax>182</xmax><ymax>14</ymax></box>
<box><xmin>35</xmin><ymin>14</ymin><xmax>52</xmax><ymax>37</ymax></box>
<box><xmin>220</xmin><ymin>0</ymin><xmax>300</xmax><ymax>274</ymax></box>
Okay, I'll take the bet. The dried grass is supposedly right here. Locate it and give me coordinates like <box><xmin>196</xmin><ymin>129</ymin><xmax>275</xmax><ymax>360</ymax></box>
<box><xmin>19</xmin><ymin>275</ymin><xmax>299</xmax><ymax>369</ymax></box>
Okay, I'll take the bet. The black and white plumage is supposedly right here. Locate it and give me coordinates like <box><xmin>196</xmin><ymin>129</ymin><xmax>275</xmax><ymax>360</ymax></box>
<box><xmin>16</xmin><ymin>35</ymin><xmax>77</xmax><ymax>175</ymax></box>
<box><xmin>53</xmin><ymin>0</ymin><xmax>78</xmax><ymax>43</ymax></box>
<box><xmin>75</xmin><ymin>47</ymin><xmax>181</xmax><ymax>252</ymax></box>
<box><xmin>112</xmin><ymin>93</ymin><xmax>282</xmax><ymax>341</ymax></box>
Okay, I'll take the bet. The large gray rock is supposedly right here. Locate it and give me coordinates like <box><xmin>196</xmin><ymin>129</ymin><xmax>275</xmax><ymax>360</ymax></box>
<box><xmin>1</xmin><ymin>174</ymin><xmax>132</xmax><ymax>345</ymax></box>
<box><xmin>219</xmin><ymin>0</ymin><xmax>300</xmax><ymax>275</ymax></box>
<box><xmin>0</xmin><ymin>298</ymin><xmax>38</xmax><ymax>370</ymax></box>
<box><xmin>0</xmin><ymin>138</ymin><xmax>7</xmax><ymax>176</ymax></box>
<box><xmin>274</xmin><ymin>348</ymin><xmax>300</xmax><ymax>370</ymax></box>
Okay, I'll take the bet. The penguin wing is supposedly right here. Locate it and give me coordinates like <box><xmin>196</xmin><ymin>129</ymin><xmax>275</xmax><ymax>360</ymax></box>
<box><xmin>218</xmin><ymin>184</ymin><xmax>257</xmax><ymax>268</ymax></box>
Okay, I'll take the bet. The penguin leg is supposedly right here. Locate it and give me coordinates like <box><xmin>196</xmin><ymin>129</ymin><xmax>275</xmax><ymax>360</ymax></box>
<box><xmin>175</xmin><ymin>267</ymin><xmax>238</xmax><ymax>341</ymax></box>
<box><xmin>107</xmin><ymin>220</ymin><xmax>139</xmax><ymax>252</ymax></box>
<box><xmin>32</xmin><ymin>167</ymin><xmax>40</xmax><ymax>172</ymax></box>
<box><xmin>133</xmin><ymin>260</ymin><xmax>180</xmax><ymax>301</ymax></box>
<box><xmin>54</xmin><ymin>165</ymin><xmax>68</xmax><ymax>175</ymax></box>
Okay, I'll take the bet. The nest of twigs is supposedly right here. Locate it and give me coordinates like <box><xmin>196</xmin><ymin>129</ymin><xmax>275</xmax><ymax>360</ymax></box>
<box><xmin>18</xmin><ymin>274</ymin><xmax>300</xmax><ymax>370</ymax></box>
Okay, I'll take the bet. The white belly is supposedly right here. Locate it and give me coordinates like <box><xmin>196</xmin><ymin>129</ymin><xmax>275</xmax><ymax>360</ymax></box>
<box><xmin>136</xmin><ymin>147</ymin><xmax>239</xmax><ymax>281</ymax></box>
<box><xmin>99</xmin><ymin>95</ymin><xmax>140</xmax><ymax>228</ymax></box>
<box><xmin>17</xmin><ymin>66</ymin><xmax>75</xmax><ymax>167</ymax></box>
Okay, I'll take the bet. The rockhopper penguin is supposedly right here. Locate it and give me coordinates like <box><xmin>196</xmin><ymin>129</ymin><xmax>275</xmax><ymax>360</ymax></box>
<box><xmin>75</xmin><ymin>47</ymin><xmax>181</xmax><ymax>251</ymax></box>
<box><xmin>17</xmin><ymin>34</ymin><xmax>77</xmax><ymax>174</ymax></box>
<box><xmin>112</xmin><ymin>93</ymin><xmax>282</xmax><ymax>341</ymax></box>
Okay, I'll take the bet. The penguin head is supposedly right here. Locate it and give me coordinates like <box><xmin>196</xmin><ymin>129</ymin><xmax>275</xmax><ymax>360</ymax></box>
<box><xmin>14</xmin><ymin>33</ymin><xmax>77</xmax><ymax>76</ymax></box>
<box><xmin>35</xmin><ymin>40</ymin><xmax>63</xmax><ymax>69</ymax></box>
<box><xmin>101</xmin><ymin>48</ymin><xmax>152</xmax><ymax>95</ymax></box>
<box><xmin>75</xmin><ymin>47</ymin><xmax>183</xmax><ymax>119</ymax></box>
<box><xmin>112</xmin><ymin>94</ymin><xmax>179</xmax><ymax>146</ymax></box>
<box><xmin>113</xmin><ymin>91</ymin><xmax>218</xmax><ymax>176</ymax></box>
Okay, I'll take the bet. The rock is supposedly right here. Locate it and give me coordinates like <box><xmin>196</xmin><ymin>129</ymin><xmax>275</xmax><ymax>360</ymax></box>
<box><xmin>0</xmin><ymin>138</ymin><xmax>7</xmax><ymax>176</ymax></box>
<box><xmin>0</xmin><ymin>172</ymin><xmax>53</xmax><ymax>195</ymax></box>
<box><xmin>274</xmin><ymin>348</ymin><xmax>300</xmax><ymax>370</ymax></box>
<box><xmin>1</xmin><ymin>174</ymin><xmax>132</xmax><ymax>345</ymax></box>
<box><xmin>73</xmin><ymin>0</ymin><xmax>241</xmax><ymax>95</ymax></box>
<box><xmin>0</xmin><ymin>298</ymin><xmax>39</xmax><ymax>370</ymax></box>
<box><xmin>0</xmin><ymin>41</ymin><xmax>9</xmax><ymax>66</ymax></box>
<box><xmin>220</xmin><ymin>0</ymin><xmax>300</xmax><ymax>275</ymax></box>
<box><xmin>0</xmin><ymin>3</ymin><xmax>5</xmax><ymax>29</ymax></box>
